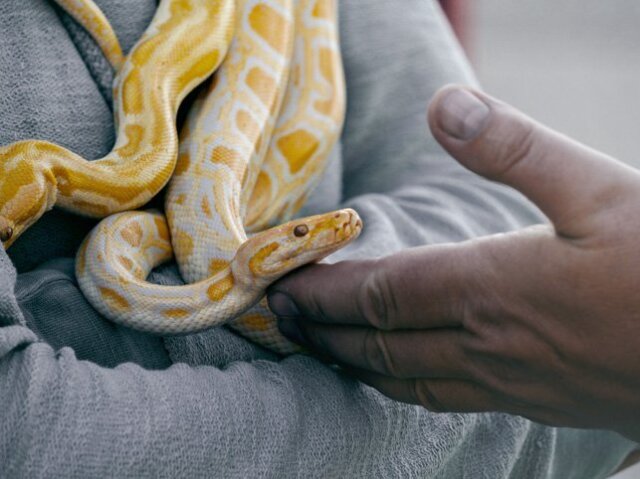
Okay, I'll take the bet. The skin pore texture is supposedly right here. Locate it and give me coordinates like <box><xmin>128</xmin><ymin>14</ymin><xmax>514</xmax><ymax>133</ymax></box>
<box><xmin>66</xmin><ymin>0</ymin><xmax>358</xmax><ymax>354</ymax></box>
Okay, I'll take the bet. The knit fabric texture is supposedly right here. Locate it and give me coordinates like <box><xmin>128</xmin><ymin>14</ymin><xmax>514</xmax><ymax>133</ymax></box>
<box><xmin>0</xmin><ymin>0</ymin><xmax>636</xmax><ymax>476</ymax></box>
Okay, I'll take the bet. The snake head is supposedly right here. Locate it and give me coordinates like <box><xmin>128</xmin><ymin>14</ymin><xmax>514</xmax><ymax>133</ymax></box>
<box><xmin>235</xmin><ymin>208</ymin><xmax>363</xmax><ymax>287</ymax></box>
<box><xmin>0</xmin><ymin>188</ymin><xmax>51</xmax><ymax>250</ymax></box>
<box><xmin>0</xmin><ymin>145</ymin><xmax>55</xmax><ymax>249</ymax></box>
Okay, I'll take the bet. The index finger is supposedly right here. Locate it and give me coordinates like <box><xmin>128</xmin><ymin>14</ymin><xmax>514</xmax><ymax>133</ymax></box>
<box><xmin>268</xmin><ymin>242</ymin><xmax>479</xmax><ymax>330</ymax></box>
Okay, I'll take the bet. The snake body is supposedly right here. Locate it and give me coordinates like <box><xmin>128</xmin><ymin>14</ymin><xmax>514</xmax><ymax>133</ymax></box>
<box><xmin>53</xmin><ymin>0</ymin><xmax>125</xmax><ymax>70</ymax></box>
<box><xmin>0</xmin><ymin>0</ymin><xmax>358</xmax><ymax>354</ymax></box>
<box><xmin>0</xmin><ymin>0</ymin><xmax>234</xmax><ymax>247</ymax></box>
<box><xmin>167</xmin><ymin>0</ymin><xmax>297</xmax><ymax>285</ymax></box>
<box><xmin>245</xmin><ymin>0</ymin><xmax>346</xmax><ymax>232</ymax></box>
<box><xmin>77</xmin><ymin>207</ymin><xmax>360</xmax><ymax>337</ymax></box>
<box><xmin>76</xmin><ymin>0</ymin><xmax>358</xmax><ymax>354</ymax></box>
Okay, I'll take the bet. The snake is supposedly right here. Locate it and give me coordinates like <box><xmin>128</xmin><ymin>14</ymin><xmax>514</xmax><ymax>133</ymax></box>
<box><xmin>0</xmin><ymin>0</ymin><xmax>235</xmax><ymax>248</ymax></box>
<box><xmin>53</xmin><ymin>0</ymin><xmax>125</xmax><ymax>70</ymax></box>
<box><xmin>71</xmin><ymin>0</ymin><xmax>360</xmax><ymax>354</ymax></box>
<box><xmin>244</xmin><ymin>0</ymin><xmax>346</xmax><ymax>232</ymax></box>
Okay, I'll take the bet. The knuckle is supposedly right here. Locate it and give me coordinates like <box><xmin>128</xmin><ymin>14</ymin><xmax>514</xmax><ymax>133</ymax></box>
<box><xmin>309</xmin><ymin>296</ymin><xmax>330</xmax><ymax>323</ymax></box>
<box><xmin>356</xmin><ymin>260</ymin><xmax>397</xmax><ymax>330</ymax></box>
<box><xmin>468</xmin><ymin>349</ymin><xmax>521</xmax><ymax>397</ymax></box>
<box><xmin>362</xmin><ymin>330</ymin><xmax>401</xmax><ymax>377</ymax></box>
<box><xmin>461</xmin><ymin>333</ymin><xmax>505</xmax><ymax>387</ymax></box>
<box><xmin>471</xmin><ymin>363</ymin><xmax>505</xmax><ymax>395</ymax></box>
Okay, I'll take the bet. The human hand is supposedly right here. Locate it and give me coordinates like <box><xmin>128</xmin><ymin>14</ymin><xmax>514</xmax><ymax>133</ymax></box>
<box><xmin>268</xmin><ymin>85</ymin><xmax>640</xmax><ymax>441</ymax></box>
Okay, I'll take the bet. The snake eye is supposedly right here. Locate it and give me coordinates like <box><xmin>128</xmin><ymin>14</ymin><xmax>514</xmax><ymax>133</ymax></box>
<box><xmin>0</xmin><ymin>226</ymin><xmax>13</xmax><ymax>242</ymax></box>
<box><xmin>293</xmin><ymin>224</ymin><xmax>309</xmax><ymax>237</ymax></box>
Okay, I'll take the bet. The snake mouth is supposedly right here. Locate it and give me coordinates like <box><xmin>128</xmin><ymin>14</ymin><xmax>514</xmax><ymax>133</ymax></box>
<box><xmin>329</xmin><ymin>209</ymin><xmax>362</xmax><ymax>246</ymax></box>
<box><xmin>343</xmin><ymin>210</ymin><xmax>363</xmax><ymax>238</ymax></box>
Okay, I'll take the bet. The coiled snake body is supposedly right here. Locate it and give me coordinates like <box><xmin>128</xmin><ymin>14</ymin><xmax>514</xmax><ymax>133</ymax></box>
<box><xmin>0</xmin><ymin>0</ymin><xmax>235</xmax><ymax>246</ymax></box>
<box><xmin>2</xmin><ymin>0</ymin><xmax>360</xmax><ymax>354</ymax></box>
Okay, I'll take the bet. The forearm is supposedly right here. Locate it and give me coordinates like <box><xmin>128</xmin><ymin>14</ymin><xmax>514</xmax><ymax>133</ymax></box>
<box><xmin>3</xmin><ymin>260</ymin><xmax>426</xmax><ymax>476</ymax></box>
<box><xmin>0</xmin><ymin>324</ymin><xmax>423</xmax><ymax>477</ymax></box>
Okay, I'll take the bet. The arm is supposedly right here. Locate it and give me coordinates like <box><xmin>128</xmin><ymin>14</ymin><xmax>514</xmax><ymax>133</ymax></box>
<box><xmin>1</xmin><ymin>323</ymin><xmax>364</xmax><ymax>477</ymax></box>
<box><xmin>2</xmin><ymin>251</ymin><xmax>429</xmax><ymax>477</ymax></box>
<box><xmin>2</xmin><ymin>302</ymin><xmax>635</xmax><ymax>478</ymax></box>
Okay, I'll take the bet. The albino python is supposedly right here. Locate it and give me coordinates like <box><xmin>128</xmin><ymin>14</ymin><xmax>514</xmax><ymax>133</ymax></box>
<box><xmin>244</xmin><ymin>0</ymin><xmax>346</xmax><ymax>232</ymax></box>
<box><xmin>54</xmin><ymin>0</ymin><xmax>126</xmax><ymax>70</ymax></box>
<box><xmin>76</xmin><ymin>0</ymin><xmax>358</xmax><ymax>354</ymax></box>
<box><xmin>0</xmin><ymin>0</ymin><xmax>235</xmax><ymax>247</ymax></box>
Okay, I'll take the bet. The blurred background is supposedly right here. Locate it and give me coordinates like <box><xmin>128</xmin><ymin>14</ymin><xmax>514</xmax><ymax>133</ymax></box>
<box><xmin>441</xmin><ymin>0</ymin><xmax>640</xmax><ymax>168</ymax></box>
<box><xmin>439</xmin><ymin>1</ymin><xmax>640</xmax><ymax>477</ymax></box>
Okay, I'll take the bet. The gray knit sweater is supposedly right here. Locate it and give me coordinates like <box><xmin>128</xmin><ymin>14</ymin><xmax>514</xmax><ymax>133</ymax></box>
<box><xmin>0</xmin><ymin>0</ymin><xmax>635</xmax><ymax>477</ymax></box>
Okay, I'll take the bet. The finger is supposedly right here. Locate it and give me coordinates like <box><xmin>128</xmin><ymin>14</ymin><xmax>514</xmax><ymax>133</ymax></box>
<box><xmin>344</xmin><ymin>368</ymin><xmax>506</xmax><ymax>413</ymax></box>
<box><xmin>347</xmin><ymin>367</ymin><xmax>583</xmax><ymax>427</ymax></box>
<box><xmin>427</xmin><ymin>85</ymin><xmax>640</xmax><ymax>237</ymax></box>
<box><xmin>269</xmin><ymin>243</ymin><xmax>482</xmax><ymax>330</ymax></box>
<box><xmin>279</xmin><ymin>318</ymin><xmax>471</xmax><ymax>379</ymax></box>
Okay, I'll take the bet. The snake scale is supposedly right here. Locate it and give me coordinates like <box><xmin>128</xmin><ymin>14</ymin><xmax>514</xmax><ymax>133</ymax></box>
<box><xmin>0</xmin><ymin>0</ymin><xmax>360</xmax><ymax>354</ymax></box>
<box><xmin>0</xmin><ymin>0</ymin><xmax>234</xmax><ymax>245</ymax></box>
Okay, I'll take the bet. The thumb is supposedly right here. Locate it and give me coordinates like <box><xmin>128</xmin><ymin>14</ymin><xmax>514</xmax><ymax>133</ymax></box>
<box><xmin>428</xmin><ymin>85</ymin><xmax>639</xmax><ymax>237</ymax></box>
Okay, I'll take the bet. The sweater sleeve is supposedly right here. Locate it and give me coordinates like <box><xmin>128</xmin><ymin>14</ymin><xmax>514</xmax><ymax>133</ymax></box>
<box><xmin>327</xmin><ymin>0</ymin><xmax>544</xmax><ymax>265</ymax></box>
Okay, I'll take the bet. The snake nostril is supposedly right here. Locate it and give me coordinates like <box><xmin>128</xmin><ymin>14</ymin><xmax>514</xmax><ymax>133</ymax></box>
<box><xmin>0</xmin><ymin>227</ymin><xmax>13</xmax><ymax>242</ymax></box>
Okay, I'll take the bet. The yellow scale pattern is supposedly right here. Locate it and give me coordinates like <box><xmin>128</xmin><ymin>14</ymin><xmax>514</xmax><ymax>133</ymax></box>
<box><xmin>245</xmin><ymin>0</ymin><xmax>345</xmax><ymax>232</ymax></box>
<box><xmin>0</xmin><ymin>0</ymin><xmax>235</xmax><ymax>247</ymax></box>
<box><xmin>4</xmin><ymin>0</ymin><xmax>361</xmax><ymax>355</ymax></box>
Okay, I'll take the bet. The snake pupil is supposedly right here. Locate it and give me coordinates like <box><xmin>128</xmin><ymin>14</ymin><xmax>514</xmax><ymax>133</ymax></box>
<box><xmin>293</xmin><ymin>225</ymin><xmax>309</xmax><ymax>237</ymax></box>
<box><xmin>0</xmin><ymin>227</ymin><xmax>13</xmax><ymax>242</ymax></box>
